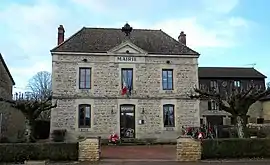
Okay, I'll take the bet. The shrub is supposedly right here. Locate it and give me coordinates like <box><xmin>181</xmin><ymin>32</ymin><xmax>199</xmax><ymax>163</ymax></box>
<box><xmin>51</xmin><ymin>129</ymin><xmax>66</xmax><ymax>142</ymax></box>
<box><xmin>0</xmin><ymin>142</ymin><xmax>78</xmax><ymax>162</ymax></box>
<box><xmin>202</xmin><ymin>138</ymin><xmax>270</xmax><ymax>159</ymax></box>
<box><xmin>0</xmin><ymin>137</ymin><xmax>9</xmax><ymax>143</ymax></box>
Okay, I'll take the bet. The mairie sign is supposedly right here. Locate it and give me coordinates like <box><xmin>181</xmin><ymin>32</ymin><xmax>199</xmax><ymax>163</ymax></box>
<box><xmin>116</xmin><ymin>56</ymin><xmax>136</xmax><ymax>62</ymax></box>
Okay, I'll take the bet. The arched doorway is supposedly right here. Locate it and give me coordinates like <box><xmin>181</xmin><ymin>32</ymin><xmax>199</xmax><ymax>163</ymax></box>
<box><xmin>120</xmin><ymin>104</ymin><xmax>135</xmax><ymax>138</ymax></box>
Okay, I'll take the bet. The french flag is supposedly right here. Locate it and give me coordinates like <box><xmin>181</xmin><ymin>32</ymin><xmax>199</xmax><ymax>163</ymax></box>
<box><xmin>121</xmin><ymin>81</ymin><xmax>128</xmax><ymax>95</ymax></box>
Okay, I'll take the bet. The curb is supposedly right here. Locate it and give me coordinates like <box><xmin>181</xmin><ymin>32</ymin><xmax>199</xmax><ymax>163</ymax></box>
<box><xmin>201</xmin><ymin>159</ymin><xmax>270</xmax><ymax>163</ymax></box>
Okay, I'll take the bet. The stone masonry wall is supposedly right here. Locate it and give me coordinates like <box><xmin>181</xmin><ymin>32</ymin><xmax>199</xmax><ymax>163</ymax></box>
<box><xmin>51</xmin><ymin>51</ymin><xmax>199</xmax><ymax>140</ymax></box>
<box><xmin>52</xmin><ymin>54</ymin><xmax>198</xmax><ymax>98</ymax></box>
<box><xmin>0</xmin><ymin>102</ymin><xmax>25</xmax><ymax>142</ymax></box>
<box><xmin>0</xmin><ymin>57</ymin><xmax>13</xmax><ymax>100</ymax></box>
<box><xmin>78</xmin><ymin>137</ymin><xmax>101</xmax><ymax>161</ymax></box>
<box><xmin>176</xmin><ymin>136</ymin><xmax>201</xmax><ymax>161</ymax></box>
<box><xmin>51</xmin><ymin>98</ymin><xmax>200</xmax><ymax>140</ymax></box>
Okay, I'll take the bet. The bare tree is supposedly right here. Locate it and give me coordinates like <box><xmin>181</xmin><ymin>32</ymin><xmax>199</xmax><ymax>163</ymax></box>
<box><xmin>27</xmin><ymin>71</ymin><xmax>52</xmax><ymax>100</ymax></box>
<box><xmin>27</xmin><ymin>71</ymin><xmax>52</xmax><ymax>120</ymax></box>
<box><xmin>267</xmin><ymin>82</ymin><xmax>270</xmax><ymax>89</ymax></box>
<box><xmin>189</xmin><ymin>82</ymin><xmax>270</xmax><ymax>138</ymax></box>
<box><xmin>0</xmin><ymin>95</ymin><xmax>57</xmax><ymax>142</ymax></box>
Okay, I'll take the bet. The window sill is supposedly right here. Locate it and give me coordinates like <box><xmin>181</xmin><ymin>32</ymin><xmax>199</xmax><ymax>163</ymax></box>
<box><xmin>160</xmin><ymin>90</ymin><xmax>175</xmax><ymax>94</ymax></box>
<box><xmin>163</xmin><ymin>127</ymin><xmax>175</xmax><ymax>131</ymax></box>
<box><xmin>77</xmin><ymin>88</ymin><xmax>93</xmax><ymax>93</ymax></box>
<box><xmin>79</xmin><ymin>128</ymin><xmax>91</xmax><ymax>132</ymax></box>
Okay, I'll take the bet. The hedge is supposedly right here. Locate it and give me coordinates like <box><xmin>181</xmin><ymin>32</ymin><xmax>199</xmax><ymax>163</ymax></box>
<box><xmin>202</xmin><ymin>138</ymin><xmax>270</xmax><ymax>159</ymax></box>
<box><xmin>0</xmin><ymin>142</ymin><xmax>78</xmax><ymax>163</ymax></box>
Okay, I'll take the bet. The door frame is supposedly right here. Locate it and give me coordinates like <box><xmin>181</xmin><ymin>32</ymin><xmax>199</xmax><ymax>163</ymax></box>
<box><xmin>119</xmin><ymin>104</ymin><xmax>135</xmax><ymax>138</ymax></box>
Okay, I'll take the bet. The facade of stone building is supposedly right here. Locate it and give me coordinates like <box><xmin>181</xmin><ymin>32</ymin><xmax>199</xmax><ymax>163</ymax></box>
<box><xmin>50</xmin><ymin>24</ymin><xmax>200</xmax><ymax>141</ymax></box>
<box><xmin>0</xmin><ymin>53</ymin><xmax>25</xmax><ymax>142</ymax></box>
<box><xmin>0</xmin><ymin>53</ymin><xmax>15</xmax><ymax>100</ymax></box>
<box><xmin>198</xmin><ymin>67</ymin><xmax>267</xmax><ymax>125</ymax></box>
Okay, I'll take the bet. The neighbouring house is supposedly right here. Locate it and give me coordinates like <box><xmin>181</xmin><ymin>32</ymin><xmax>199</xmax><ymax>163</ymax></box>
<box><xmin>50</xmin><ymin>24</ymin><xmax>200</xmax><ymax>141</ymax></box>
<box><xmin>0</xmin><ymin>53</ymin><xmax>25</xmax><ymax>142</ymax></box>
<box><xmin>198</xmin><ymin>67</ymin><xmax>268</xmax><ymax>126</ymax></box>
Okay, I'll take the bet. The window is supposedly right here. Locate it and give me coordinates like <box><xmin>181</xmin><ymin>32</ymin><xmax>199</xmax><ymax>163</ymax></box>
<box><xmin>200</xmin><ymin>118</ymin><xmax>204</xmax><ymax>125</ymax></box>
<box><xmin>257</xmin><ymin>118</ymin><xmax>264</xmax><ymax>124</ymax></box>
<box><xmin>78</xmin><ymin>104</ymin><xmax>91</xmax><ymax>128</ymax></box>
<box><xmin>210</xmin><ymin>80</ymin><xmax>218</xmax><ymax>90</ymax></box>
<box><xmin>163</xmin><ymin>104</ymin><xmax>175</xmax><ymax>127</ymax></box>
<box><xmin>79</xmin><ymin>68</ymin><xmax>91</xmax><ymax>89</ymax></box>
<box><xmin>162</xmin><ymin>69</ymin><xmax>173</xmax><ymax>90</ymax></box>
<box><xmin>208</xmin><ymin>100</ymin><xmax>218</xmax><ymax>110</ymax></box>
<box><xmin>234</xmin><ymin>80</ymin><xmax>241</xmax><ymax>87</ymax></box>
<box><xmin>121</xmin><ymin>68</ymin><xmax>133</xmax><ymax>90</ymax></box>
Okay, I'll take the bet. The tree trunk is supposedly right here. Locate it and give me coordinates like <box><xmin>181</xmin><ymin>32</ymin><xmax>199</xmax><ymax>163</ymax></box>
<box><xmin>236</xmin><ymin>116</ymin><xmax>245</xmax><ymax>138</ymax></box>
<box><xmin>25</xmin><ymin>119</ymin><xmax>36</xmax><ymax>142</ymax></box>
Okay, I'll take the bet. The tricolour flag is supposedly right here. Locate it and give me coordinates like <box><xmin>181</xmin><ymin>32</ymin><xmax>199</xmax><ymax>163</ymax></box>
<box><xmin>121</xmin><ymin>81</ymin><xmax>128</xmax><ymax>95</ymax></box>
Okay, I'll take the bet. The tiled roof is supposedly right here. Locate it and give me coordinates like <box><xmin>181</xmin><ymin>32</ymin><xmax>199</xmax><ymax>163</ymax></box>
<box><xmin>51</xmin><ymin>27</ymin><xmax>199</xmax><ymax>55</ymax></box>
<box><xmin>0</xmin><ymin>53</ymin><xmax>15</xmax><ymax>85</ymax></box>
<box><xmin>198</xmin><ymin>67</ymin><xmax>267</xmax><ymax>79</ymax></box>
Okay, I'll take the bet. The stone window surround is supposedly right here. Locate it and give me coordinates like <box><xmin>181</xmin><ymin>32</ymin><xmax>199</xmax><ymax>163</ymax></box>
<box><xmin>159</xmin><ymin>64</ymin><xmax>177</xmax><ymax>93</ymax></box>
<box><xmin>78</xmin><ymin>104</ymin><xmax>91</xmax><ymax>128</ymax></box>
<box><xmin>160</xmin><ymin>99</ymin><xmax>177</xmax><ymax>131</ymax></box>
<box><xmin>162</xmin><ymin>69</ymin><xmax>174</xmax><ymax>90</ymax></box>
<box><xmin>79</xmin><ymin>67</ymin><xmax>91</xmax><ymax>89</ymax></box>
<box><xmin>119</xmin><ymin>63</ymin><xmax>136</xmax><ymax>93</ymax></box>
<box><xmin>163</xmin><ymin>104</ymin><xmax>175</xmax><ymax>127</ymax></box>
<box><xmin>76</xmin><ymin>63</ymin><xmax>94</xmax><ymax>93</ymax></box>
<box><xmin>75</xmin><ymin>99</ymin><xmax>94</xmax><ymax>132</ymax></box>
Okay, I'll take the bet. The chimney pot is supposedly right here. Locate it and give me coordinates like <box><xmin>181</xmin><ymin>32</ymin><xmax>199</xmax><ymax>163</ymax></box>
<box><xmin>178</xmin><ymin>31</ymin><xmax>186</xmax><ymax>45</ymax></box>
<box><xmin>57</xmin><ymin>25</ymin><xmax>65</xmax><ymax>45</ymax></box>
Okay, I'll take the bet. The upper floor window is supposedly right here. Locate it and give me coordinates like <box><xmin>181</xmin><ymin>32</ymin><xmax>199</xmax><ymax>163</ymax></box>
<box><xmin>234</xmin><ymin>80</ymin><xmax>241</xmax><ymax>88</ymax></box>
<box><xmin>163</xmin><ymin>104</ymin><xmax>175</xmax><ymax>127</ymax></box>
<box><xmin>79</xmin><ymin>68</ymin><xmax>91</xmax><ymax>89</ymax></box>
<box><xmin>162</xmin><ymin>69</ymin><xmax>173</xmax><ymax>90</ymax></box>
<box><xmin>208</xmin><ymin>100</ymin><xmax>218</xmax><ymax>110</ymax></box>
<box><xmin>78</xmin><ymin>104</ymin><xmax>91</xmax><ymax>128</ymax></box>
<box><xmin>210</xmin><ymin>80</ymin><xmax>218</xmax><ymax>90</ymax></box>
<box><xmin>121</xmin><ymin>68</ymin><xmax>133</xmax><ymax>94</ymax></box>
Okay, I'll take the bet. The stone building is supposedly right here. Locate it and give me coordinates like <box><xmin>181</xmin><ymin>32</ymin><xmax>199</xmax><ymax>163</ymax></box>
<box><xmin>0</xmin><ymin>53</ymin><xmax>15</xmax><ymax>100</ymax></box>
<box><xmin>0</xmin><ymin>53</ymin><xmax>25</xmax><ymax>142</ymax></box>
<box><xmin>50</xmin><ymin>24</ymin><xmax>200</xmax><ymax>141</ymax></box>
<box><xmin>198</xmin><ymin>67</ymin><xmax>268</xmax><ymax>125</ymax></box>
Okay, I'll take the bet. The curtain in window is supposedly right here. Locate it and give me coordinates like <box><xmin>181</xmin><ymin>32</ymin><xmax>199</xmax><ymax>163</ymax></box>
<box><xmin>122</xmin><ymin>69</ymin><xmax>133</xmax><ymax>93</ymax></box>
<box><xmin>163</xmin><ymin>105</ymin><xmax>174</xmax><ymax>127</ymax></box>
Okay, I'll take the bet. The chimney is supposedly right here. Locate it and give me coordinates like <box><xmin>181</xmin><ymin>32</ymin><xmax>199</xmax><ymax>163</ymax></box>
<box><xmin>178</xmin><ymin>31</ymin><xmax>186</xmax><ymax>45</ymax></box>
<box><xmin>57</xmin><ymin>25</ymin><xmax>65</xmax><ymax>45</ymax></box>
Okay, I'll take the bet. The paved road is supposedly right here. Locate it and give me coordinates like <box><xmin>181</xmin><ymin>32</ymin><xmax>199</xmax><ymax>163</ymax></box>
<box><xmin>2</xmin><ymin>160</ymin><xmax>270</xmax><ymax>165</ymax></box>
<box><xmin>45</xmin><ymin>160</ymin><xmax>270</xmax><ymax>165</ymax></box>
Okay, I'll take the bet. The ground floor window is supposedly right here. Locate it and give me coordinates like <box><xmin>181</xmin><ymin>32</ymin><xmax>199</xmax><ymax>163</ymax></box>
<box><xmin>163</xmin><ymin>104</ymin><xmax>175</xmax><ymax>127</ymax></box>
<box><xmin>78</xmin><ymin>104</ymin><xmax>91</xmax><ymax>128</ymax></box>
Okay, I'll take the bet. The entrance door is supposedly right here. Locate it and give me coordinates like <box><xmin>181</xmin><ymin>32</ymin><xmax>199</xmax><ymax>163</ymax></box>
<box><xmin>120</xmin><ymin>104</ymin><xmax>135</xmax><ymax>138</ymax></box>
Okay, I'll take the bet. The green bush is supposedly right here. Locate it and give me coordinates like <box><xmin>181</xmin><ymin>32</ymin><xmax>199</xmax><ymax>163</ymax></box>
<box><xmin>0</xmin><ymin>142</ymin><xmax>78</xmax><ymax>163</ymax></box>
<box><xmin>202</xmin><ymin>138</ymin><xmax>270</xmax><ymax>159</ymax></box>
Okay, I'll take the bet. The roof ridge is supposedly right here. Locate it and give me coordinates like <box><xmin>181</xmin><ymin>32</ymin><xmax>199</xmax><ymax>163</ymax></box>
<box><xmin>84</xmin><ymin>27</ymin><xmax>161</xmax><ymax>31</ymax></box>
